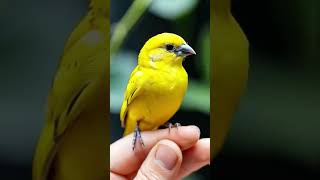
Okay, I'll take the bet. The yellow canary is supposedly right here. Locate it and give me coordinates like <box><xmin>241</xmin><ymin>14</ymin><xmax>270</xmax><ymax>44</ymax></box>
<box><xmin>120</xmin><ymin>33</ymin><xmax>196</xmax><ymax>149</ymax></box>
<box><xmin>212</xmin><ymin>0</ymin><xmax>249</xmax><ymax>157</ymax></box>
<box><xmin>32</xmin><ymin>0</ymin><xmax>108</xmax><ymax>180</ymax></box>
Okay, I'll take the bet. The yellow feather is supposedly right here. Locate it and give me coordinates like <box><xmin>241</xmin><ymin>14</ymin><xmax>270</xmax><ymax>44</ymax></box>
<box><xmin>32</xmin><ymin>1</ymin><xmax>108</xmax><ymax>179</ymax></box>
<box><xmin>212</xmin><ymin>0</ymin><xmax>249</xmax><ymax>157</ymax></box>
<box><xmin>120</xmin><ymin>66</ymin><xmax>141</xmax><ymax>128</ymax></box>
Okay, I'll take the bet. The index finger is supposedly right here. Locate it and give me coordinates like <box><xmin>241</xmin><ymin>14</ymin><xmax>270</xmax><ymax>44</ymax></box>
<box><xmin>110</xmin><ymin>125</ymin><xmax>200</xmax><ymax>176</ymax></box>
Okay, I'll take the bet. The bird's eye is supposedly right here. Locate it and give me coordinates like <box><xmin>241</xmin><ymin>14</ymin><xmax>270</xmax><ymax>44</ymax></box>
<box><xmin>165</xmin><ymin>44</ymin><xmax>174</xmax><ymax>51</ymax></box>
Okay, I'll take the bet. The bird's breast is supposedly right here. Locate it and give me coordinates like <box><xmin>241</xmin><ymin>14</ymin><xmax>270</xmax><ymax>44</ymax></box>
<box><xmin>138</xmin><ymin>67</ymin><xmax>188</xmax><ymax>127</ymax></box>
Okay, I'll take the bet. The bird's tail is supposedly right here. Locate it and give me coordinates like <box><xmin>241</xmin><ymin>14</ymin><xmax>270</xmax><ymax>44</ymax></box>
<box><xmin>123</xmin><ymin>126</ymin><xmax>133</xmax><ymax>137</ymax></box>
<box><xmin>122</xmin><ymin>120</ymin><xmax>137</xmax><ymax>137</ymax></box>
<box><xmin>32</xmin><ymin>123</ymin><xmax>56</xmax><ymax>180</ymax></box>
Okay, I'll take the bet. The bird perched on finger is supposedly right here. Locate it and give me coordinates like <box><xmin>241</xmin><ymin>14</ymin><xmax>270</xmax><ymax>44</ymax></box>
<box><xmin>120</xmin><ymin>33</ymin><xmax>196</xmax><ymax>150</ymax></box>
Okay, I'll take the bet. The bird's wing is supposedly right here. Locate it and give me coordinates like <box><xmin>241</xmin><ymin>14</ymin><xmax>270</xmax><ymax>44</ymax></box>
<box><xmin>64</xmin><ymin>0</ymin><xmax>108</xmax><ymax>52</ymax></box>
<box><xmin>32</xmin><ymin>16</ymin><xmax>106</xmax><ymax>180</ymax></box>
<box><xmin>120</xmin><ymin>66</ymin><xmax>144</xmax><ymax>128</ymax></box>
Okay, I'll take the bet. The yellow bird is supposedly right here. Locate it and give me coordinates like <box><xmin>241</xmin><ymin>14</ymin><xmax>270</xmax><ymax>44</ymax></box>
<box><xmin>120</xmin><ymin>33</ymin><xmax>196</xmax><ymax>150</ymax></box>
<box><xmin>212</xmin><ymin>0</ymin><xmax>249</xmax><ymax>157</ymax></box>
<box><xmin>32</xmin><ymin>0</ymin><xmax>108</xmax><ymax>180</ymax></box>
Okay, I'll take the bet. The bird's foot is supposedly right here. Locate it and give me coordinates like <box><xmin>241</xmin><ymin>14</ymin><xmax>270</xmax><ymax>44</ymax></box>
<box><xmin>164</xmin><ymin>122</ymin><xmax>181</xmax><ymax>133</ymax></box>
<box><xmin>132</xmin><ymin>123</ymin><xmax>144</xmax><ymax>151</ymax></box>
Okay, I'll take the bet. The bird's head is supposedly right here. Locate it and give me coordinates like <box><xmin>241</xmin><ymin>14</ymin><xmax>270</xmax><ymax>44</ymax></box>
<box><xmin>138</xmin><ymin>33</ymin><xmax>196</xmax><ymax>69</ymax></box>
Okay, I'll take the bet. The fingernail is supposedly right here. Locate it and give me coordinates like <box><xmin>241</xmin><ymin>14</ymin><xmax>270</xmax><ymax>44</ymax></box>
<box><xmin>155</xmin><ymin>144</ymin><xmax>178</xmax><ymax>170</ymax></box>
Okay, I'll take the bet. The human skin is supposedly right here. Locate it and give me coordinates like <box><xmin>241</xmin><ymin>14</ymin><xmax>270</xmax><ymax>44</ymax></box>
<box><xmin>110</xmin><ymin>126</ymin><xmax>210</xmax><ymax>179</ymax></box>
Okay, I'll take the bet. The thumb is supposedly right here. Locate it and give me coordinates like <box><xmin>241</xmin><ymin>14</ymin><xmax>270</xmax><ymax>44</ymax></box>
<box><xmin>135</xmin><ymin>139</ymin><xmax>183</xmax><ymax>180</ymax></box>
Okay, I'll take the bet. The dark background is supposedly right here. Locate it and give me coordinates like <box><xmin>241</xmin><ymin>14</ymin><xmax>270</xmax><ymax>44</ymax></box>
<box><xmin>214</xmin><ymin>0</ymin><xmax>320</xmax><ymax>179</ymax></box>
<box><xmin>0</xmin><ymin>0</ymin><xmax>86</xmax><ymax>179</ymax></box>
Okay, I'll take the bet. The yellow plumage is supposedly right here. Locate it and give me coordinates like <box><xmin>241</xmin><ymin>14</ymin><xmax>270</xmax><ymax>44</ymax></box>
<box><xmin>120</xmin><ymin>33</ymin><xmax>195</xmax><ymax>138</ymax></box>
<box><xmin>212</xmin><ymin>0</ymin><xmax>249</xmax><ymax>157</ymax></box>
<box><xmin>32</xmin><ymin>0</ymin><xmax>108</xmax><ymax>179</ymax></box>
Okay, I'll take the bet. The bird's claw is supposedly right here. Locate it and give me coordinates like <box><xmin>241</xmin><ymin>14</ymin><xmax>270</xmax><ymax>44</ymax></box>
<box><xmin>132</xmin><ymin>123</ymin><xmax>144</xmax><ymax>151</ymax></box>
<box><xmin>174</xmin><ymin>122</ymin><xmax>181</xmax><ymax>129</ymax></box>
<box><xmin>165</xmin><ymin>122</ymin><xmax>181</xmax><ymax>134</ymax></box>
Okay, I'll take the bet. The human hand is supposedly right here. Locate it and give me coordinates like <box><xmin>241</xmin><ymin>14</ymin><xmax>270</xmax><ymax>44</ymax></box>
<box><xmin>110</xmin><ymin>125</ymin><xmax>210</xmax><ymax>179</ymax></box>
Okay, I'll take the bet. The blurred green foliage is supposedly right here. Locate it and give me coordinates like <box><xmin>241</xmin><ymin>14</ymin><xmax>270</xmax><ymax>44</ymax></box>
<box><xmin>149</xmin><ymin>0</ymin><xmax>199</xmax><ymax>20</ymax></box>
<box><xmin>110</xmin><ymin>51</ymin><xmax>136</xmax><ymax>113</ymax></box>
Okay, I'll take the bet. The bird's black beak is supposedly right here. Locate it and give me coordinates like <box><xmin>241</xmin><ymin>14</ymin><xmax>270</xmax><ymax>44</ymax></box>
<box><xmin>175</xmin><ymin>44</ymin><xmax>196</xmax><ymax>56</ymax></box>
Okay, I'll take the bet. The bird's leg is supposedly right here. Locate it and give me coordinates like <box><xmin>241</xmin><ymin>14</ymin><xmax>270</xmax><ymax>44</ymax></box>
<box><xmin>132</xmin><ymin>121</ymin><xmax>144</xmax><ymax>151</ymax></box>
<box><xmin>137</xmin><ymin>123</ymin><xmax>145</xmax><ymax>147</ymax></box>
<box><xmin>164</xmin><ymin>122</ymin><xmax>181</xmax><ymax>134</ymax></box>
<box><xmin>174</xmin><ymin>122</ymin><xmax>181</xmax><ymax>130</ymax></box>
<box><xmin>164</xmin><ymin>122</ymin><xmax>173</xmax><ymax>133</ymax></box>
<box><xmin>132</xmin><ymin>128</ymin><xmax>137</xmax><ymax>151</ymax></box>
